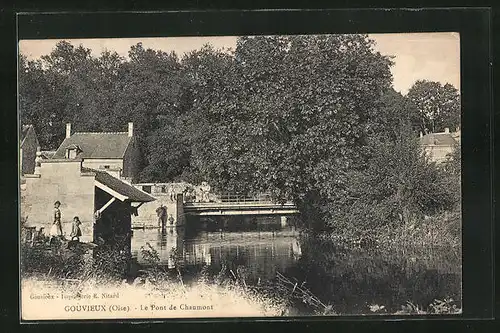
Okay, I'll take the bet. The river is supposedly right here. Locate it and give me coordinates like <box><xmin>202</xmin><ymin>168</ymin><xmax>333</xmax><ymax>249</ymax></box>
<box><xmin>128</xmin><ymin>215</ymin><xmax>462</xmax><ymax>315</ymax></box>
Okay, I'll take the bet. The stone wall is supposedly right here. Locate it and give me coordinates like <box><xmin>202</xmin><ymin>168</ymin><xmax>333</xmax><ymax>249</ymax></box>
<box><xmin>176</xmin><ymin>193</ymin><xmax>185</xmax><ymax>226</ymax></box>
<box><xmin>23</xmin><ymin>160</ymin><xmax>95</xmax><ymax>242</ymax></box>
<box><xmin>131</xmin><ymin>183</ymin><xmax>190</xmax><ymax>228</ymax></box>
<box><xmin>131</xmin><ymin>193</ymin><xmax>185</xmax><ymax>228</ymax></box>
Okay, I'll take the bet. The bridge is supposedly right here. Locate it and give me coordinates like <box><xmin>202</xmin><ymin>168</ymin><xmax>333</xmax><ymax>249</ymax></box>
<box><xmin>183</xmin><ymin>193</ymin><xmax>299</xmax><ymax>216</ymax></box>
<box><xmin>130</xmin><ymin>187</ymin><xmax>300</xmax><ymax>228</ymax></box>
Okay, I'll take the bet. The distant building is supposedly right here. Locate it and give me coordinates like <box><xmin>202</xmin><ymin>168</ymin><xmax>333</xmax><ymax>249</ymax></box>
<box><xmin>20</xmin><ymin>125</ymin><xmax>39</xmax><ymax>176</ymax></box>
<box><xmin>51</xmin><ymin>122</ymin><xmax>141</xmax><ymax>183</ymax></box>
<box><xmin>23</xmin><ymin>158</ymin><xmax>155</xmax><ymax>243</ymax></box>
<box><xmin>420</xmin><ymin>127</ymin><xmax>460</xmax><ymax>163</ymax></box>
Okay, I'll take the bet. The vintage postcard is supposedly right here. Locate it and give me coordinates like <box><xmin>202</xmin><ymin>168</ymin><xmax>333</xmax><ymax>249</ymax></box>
<box><xmin>19</xmin><ymin>32</ymin><xmax>462</xmax><ymax>321</ymax></box>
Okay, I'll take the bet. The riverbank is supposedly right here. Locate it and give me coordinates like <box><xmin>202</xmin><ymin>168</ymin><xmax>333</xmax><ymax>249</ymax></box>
<box><xmin>20</xmin><ymin>208</ymin><xmax>462</xmax><ymax>318</ymax></box>
<box><xmin>312</xmin><ymin>209</ymin><xmax>461</xmax><ymax>251</ymax></box>
<box><xmin>21</xmin><ymin>270</ymin><xmax>461</xmax><ymax>319</ymax></box>
<box><xmin>21</xmin><ymin>230</ymin><xmax>462</xmax><ymax>318</ymax></box>
<box><xmin>291</xmin><ymin>213</ymin><xmax>462</xmax><ymax>315</ymax></box>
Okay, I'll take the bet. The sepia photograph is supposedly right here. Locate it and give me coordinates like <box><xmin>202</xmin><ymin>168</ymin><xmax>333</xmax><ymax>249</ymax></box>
<box><xmin>18</xmin><ymin>31</ymin><xmax>462</xmax><ymax>320</ymax></box>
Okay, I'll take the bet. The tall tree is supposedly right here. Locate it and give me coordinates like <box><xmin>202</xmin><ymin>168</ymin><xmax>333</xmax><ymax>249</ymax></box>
<box><xmin>112</xmin><ymin>42</ymin><xmax>182</xmax><ymax>136</ymax></box>
<box><xmin>125</xmin><ymin>43</ymin><xmax>194</xmax><ymax>182</ymax></box>
<box><xmin>407</xmin><ymin>80</ymin><xmax>460</xmax><ymax>134</ymax></box>
<box><xmin>335</xmin><ymin>89</ymin><xmax>456</xmax><ymax>233</ymax></box>
<box><xmin>188</xmin><ymin>35</ymin><xmax>394</xmax><ymax>231</ymax></box>
<box><xmin>19</xmin><ymin>52</ymin><xmax>66</xmax><ymax>149</ymax></box>
<box><xmin>20</xmin><ymin>41</ymin><xmax>107</xmax><ymax>149</ymax></box>
<box><xmin>41</xmin><ymin>41</ymin><xmax>102</xmax><ymax>132</ymax></box>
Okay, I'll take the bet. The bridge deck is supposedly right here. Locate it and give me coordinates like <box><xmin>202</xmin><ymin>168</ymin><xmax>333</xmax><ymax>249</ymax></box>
<box><xmin>183</xmin><ymin>201</ymin><xmax>299</xmax><ymax>215</ymax></box>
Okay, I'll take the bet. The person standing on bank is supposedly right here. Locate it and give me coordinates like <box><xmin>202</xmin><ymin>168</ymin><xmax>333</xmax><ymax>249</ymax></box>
<box><xmin>50</xmin><ymin>201</ymin><xmax>64</xmax><ymax>243</ymax></box>
<box><xmin>156</xmin><ymin>204</ymin><xmax>167</xmax><ymax>229</ymax></box>
<box><xmin>70</xmin><ymin>216</ymin><xmax>82</xmax><ymax>241</ymax></box>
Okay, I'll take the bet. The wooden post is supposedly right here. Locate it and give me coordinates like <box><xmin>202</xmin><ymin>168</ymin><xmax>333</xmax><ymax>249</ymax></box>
<box><xmin>97</xmin><ymin>197</ymin><xmax>116</xmax><ymax>215</ymax></box>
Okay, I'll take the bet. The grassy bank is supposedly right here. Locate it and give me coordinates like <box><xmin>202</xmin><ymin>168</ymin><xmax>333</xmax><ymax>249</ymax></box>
<box><xmin>21</xmin><ymin>275</ymin><xmax>460</xmax><ymax>318</ymax></box>
<box><xmin>312</xmin><ymin>209</ymin><xmax>461</xmax><ymax>251</ymax></box>
<box><xmin>21</xmin><ymin>237</ymin><xmax>461</xmax><ymax>316</ymax></box>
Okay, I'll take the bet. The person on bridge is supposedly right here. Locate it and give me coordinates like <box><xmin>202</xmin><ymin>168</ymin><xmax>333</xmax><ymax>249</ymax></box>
<box><xmin>201</xmin><ymin>182</ymin><xmax>211</xmax><ymax>202</ymax></box>
<box><xmin>156</xmin><ymin>204</ymin><xmax>167</xmax><ymax>229</ymax></box>
<box><xmin>196</xmin><ymin>186</ymin><xmax>204</xmax><ymax>203</ymax></box>
<box><xmin>169</xmin><ymin>185</ymin><xmax>175</xmax><ymax>202</ymax></box>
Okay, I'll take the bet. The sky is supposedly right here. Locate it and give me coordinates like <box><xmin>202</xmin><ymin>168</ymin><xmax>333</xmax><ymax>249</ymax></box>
<box><xmin>18</xmin><ymin>32</ymin><xmax>460</xmax><ymax>95</ymax></box>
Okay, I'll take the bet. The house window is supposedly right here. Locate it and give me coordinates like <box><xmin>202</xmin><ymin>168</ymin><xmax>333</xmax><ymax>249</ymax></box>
<box><xmin>67</xmin><ymin>149</ymin><xmax>77</xmax><ymax>159</ymax></box>
<box><xmin>161</xmin><ymin>186</ymin><xmax>166</xmax><ymax>193</ymax></box>
<box><xmin>103</xmin><ymin>165</ymin><xmax>110</xmax><ymax>169</ymax></box>
<box><xmin>65</xmin><ymin>145</ymin><xmax>81</xmax><ymax>159</ymax></box>
<box><xmin>142</xmin><ymin>185</ymin><xmax>152</xmax><ymax>194</ymax></box>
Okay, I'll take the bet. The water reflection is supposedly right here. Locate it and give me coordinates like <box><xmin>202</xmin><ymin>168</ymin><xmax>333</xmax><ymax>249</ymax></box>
<box><xmin>128</xmin><ymin>216</ymin><xmax>461</xmax><ymax>315</ymax></box>
<box><xmin>285</xmin><ymin>239</ymin><xmax>462</xmax><ymax>314</ymax></box>
<box><xmin>130</xmin><ymin>217</ymin><xmax>302</xmax><ymax>282</ymax></box>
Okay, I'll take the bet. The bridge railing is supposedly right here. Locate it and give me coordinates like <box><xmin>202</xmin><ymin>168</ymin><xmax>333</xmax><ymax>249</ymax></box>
<box><xmin>183</xmin><ymin>191</ymin><xmax>295</xmax><ymax>206</ymax></box>
<box><xmin>216</xmin><ymin>193</ymin><xmax>273</xmax><ymax>203</ymax></box>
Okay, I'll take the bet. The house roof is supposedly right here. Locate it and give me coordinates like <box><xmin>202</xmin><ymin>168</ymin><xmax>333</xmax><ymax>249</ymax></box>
<box><xmin>53</xmin><ymin>132</ymin><xmax>132</xmax><ymax>159</ymax></box>
<box><xmin>21</xmin><ymin>125</ymin><xmax>31</xmax><ymax>141</ymax></box>
<box><xmin>40</xmin><ymin>151</ymin><xmax>56</xmax><ymax>159</ymax></box>
<box><xmin>83</xmin><ymin>167</ymin><xmax>155</xmax><ymax>202</ymax></box>
<box><xmin>20</xmin><ymin>125</ymin><xmax>36</xmax><ymax>147</ymax></box>
<box><xmin>420</xmin><ymin>133</ymin><xmax>457</xmax><ymax>146</ymax></box>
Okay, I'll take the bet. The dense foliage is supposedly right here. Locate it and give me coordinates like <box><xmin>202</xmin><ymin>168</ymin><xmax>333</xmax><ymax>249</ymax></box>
<box><xmin>328</xmin><ymin>90</ymin><xmax>459</xmax><ymax>234</ymax></box>
<box><xmin>407</xmin><ymin>80</ymin><xmax>461</xmax><ymax>134</ymax></box>
<box><xmin>19</xmin><ymin>35</ymin><xmax>461</xmax><ymax>234</ymax></box>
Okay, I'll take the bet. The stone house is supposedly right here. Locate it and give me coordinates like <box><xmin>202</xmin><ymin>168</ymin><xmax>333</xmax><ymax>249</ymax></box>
<box><xmin>419</xmin><ymin>127</ymin><xmax>460</xmax><ymax>163</ymax></box>
<box><xmin>51</xmin><ymin>123</ymin><xmax>141</xmax><ymax>183</ymax></box>
<box><xmin>20</xmin><ymin>125</ymin><xmax>39</xmax><ymax>176</ymax></box>
<box><xmin>23</xmin><ymin>158</ymin><xmax>155</xmax><ymax>243</ymax></box>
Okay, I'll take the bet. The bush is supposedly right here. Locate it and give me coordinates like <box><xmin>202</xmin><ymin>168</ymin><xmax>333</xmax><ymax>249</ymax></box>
<box><xmin>20</xmin><ymin>242</ymin><xmax>87</xmax><ymax>279</ymax></box>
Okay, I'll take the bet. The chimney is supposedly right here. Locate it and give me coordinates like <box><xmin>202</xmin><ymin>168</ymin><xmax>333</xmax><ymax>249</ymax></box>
<box><xmin>66</xmin><ymin>123</ymin><xmax>72</xmax><ymax>138</ymax></box>
<box><xmin>128</xmin><ymin>122</ymin><xmax>134</xmax><ymax>137</ymax></box>
<box><xmin>444</xmin><ymin>128</ymin><xmax>450</xmax><ymax>134</ymax></box>
<box><xmin>419</xmin><ymin>131</ymin><xmax>423</xmax><ymax>138</ymax></box>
